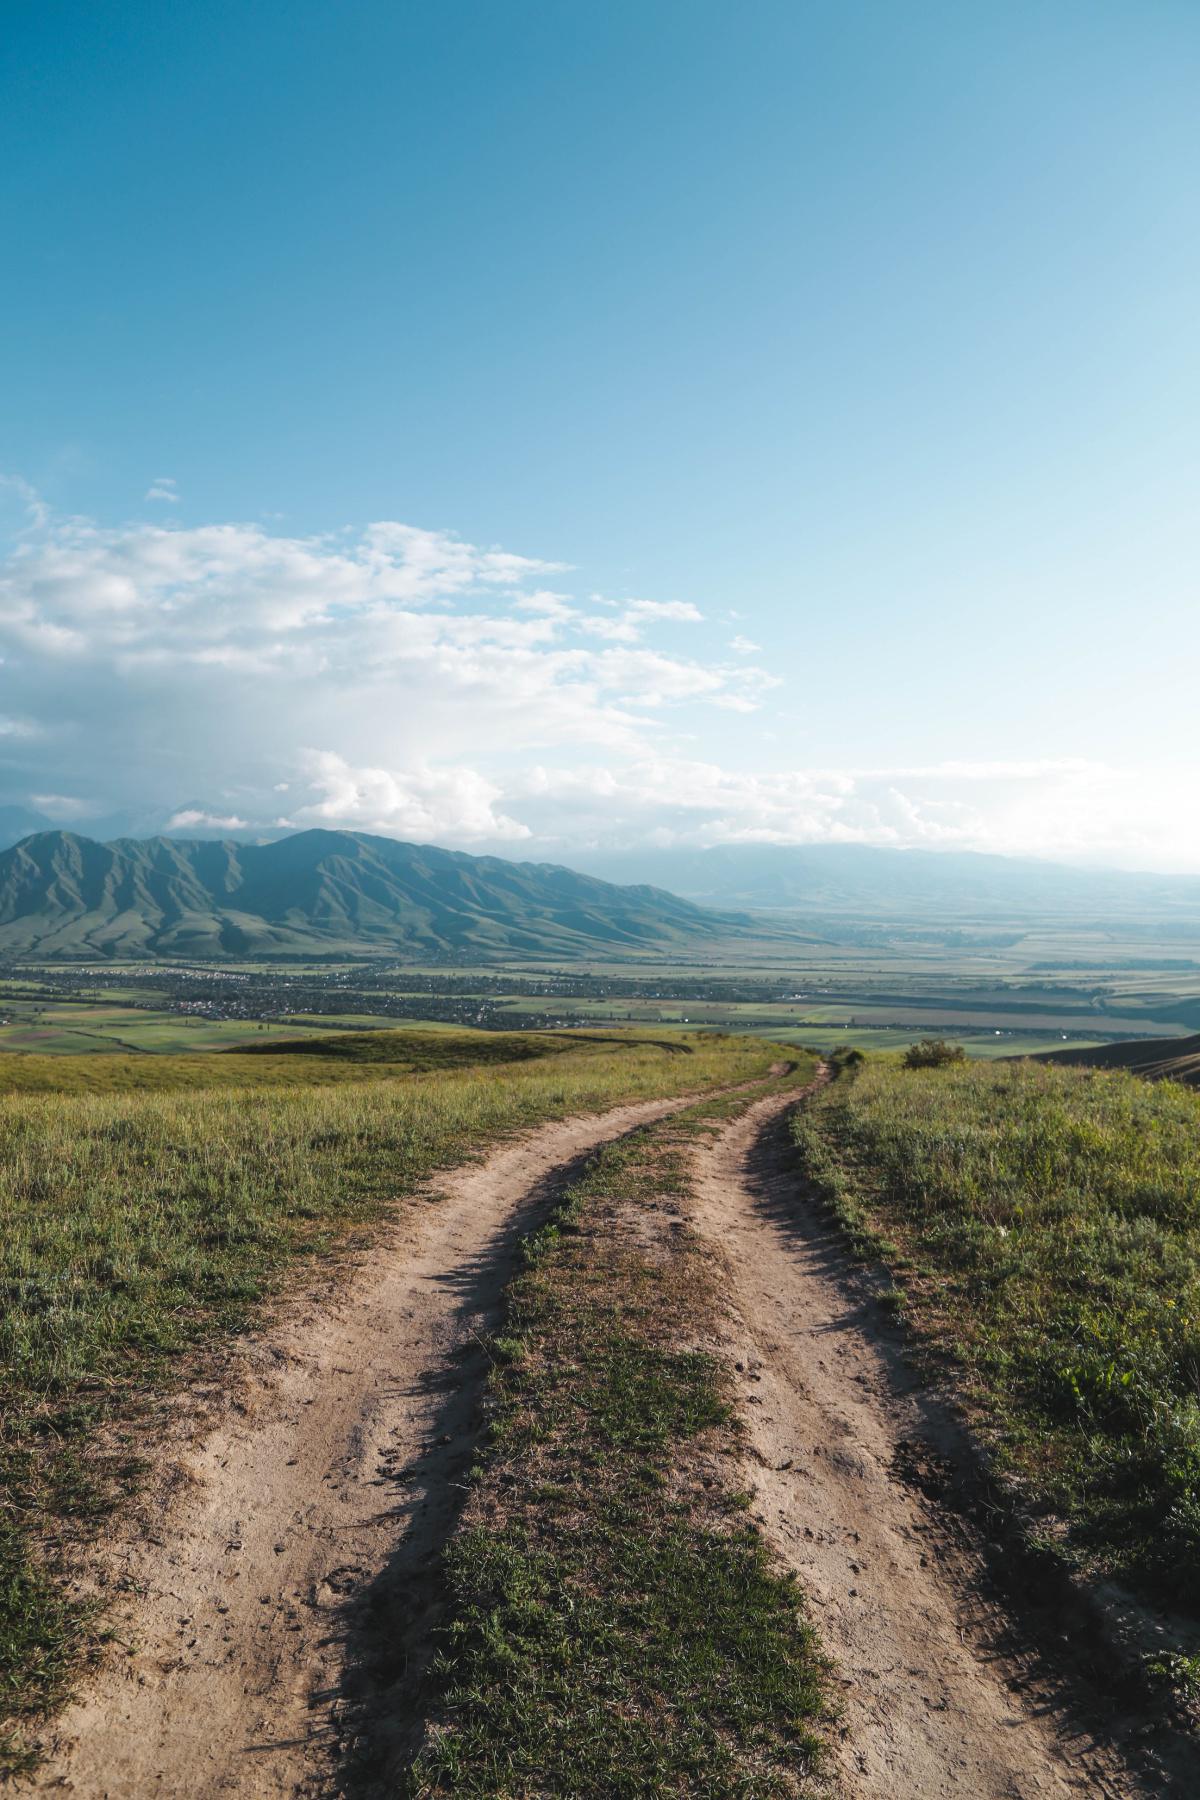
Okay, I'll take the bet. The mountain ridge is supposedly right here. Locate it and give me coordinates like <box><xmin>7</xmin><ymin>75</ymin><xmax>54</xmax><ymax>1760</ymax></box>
<box><xmin>0</xmin><ymin>828</ymin><xmax>747</xmax><ymax>960</ymax></box>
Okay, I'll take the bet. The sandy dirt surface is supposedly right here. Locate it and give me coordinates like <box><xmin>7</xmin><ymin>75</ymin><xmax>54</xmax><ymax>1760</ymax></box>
<box><xmin>687</xmin><ymin>1086</ymin><xmax>1176</xmax><ymax>1800</ymax></box>
<box><xmin>29</xmin><ymin>1091</ymin><xmax>698</xmax><ymax>1800</ymax></box>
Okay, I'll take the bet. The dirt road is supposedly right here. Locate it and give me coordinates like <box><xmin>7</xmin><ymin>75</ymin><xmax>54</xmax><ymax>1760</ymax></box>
<box><xmin>32</xmin><ymin>1076</ymin><xmax>1179</xmax><ymax>1798</ymax></box>
<box><xmin>688</xmin><ymin>1087</ymin><xmax>1165</xmax><ymax>1800</ymax></box>
<box><xmin>31</xmin><ymin>1091</ymin><xmax>698</xmax><ymax>1799</ymax></box>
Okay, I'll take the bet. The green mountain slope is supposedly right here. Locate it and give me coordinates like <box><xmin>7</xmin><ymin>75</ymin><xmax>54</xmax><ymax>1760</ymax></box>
<box><xmin>0</xmin><ymin>830</ymin><xmax>744</xmax><ymax>960</ymax></box>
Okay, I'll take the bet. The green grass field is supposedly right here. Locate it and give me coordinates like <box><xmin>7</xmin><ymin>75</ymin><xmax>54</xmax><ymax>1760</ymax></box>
<box><xmin>0</xmin><ymin>1028</ymin><xmax>585</xmax><ymax>1094</ymax></box>
<box><xmin>792</xmin><ymin>1057</ymin><xmax>1200</xmax><ymax>1656</ymax></box>
<box><xmin>742</xmin><ymin>1023</ymin><xmax>1104</xmax><ymax>1059</ymax></box>
<box><xmin>0</xmin><ymin>1026</ymin><xmax>782</xmax><ymax>1772</ymax></box>
<box><xmin>0</xmin><ymin>994</ymin><xmax>1116</xmax><ymax>1062</ymax></box>
<box><xmin>0</xmin><ymin>1001</ymin><xmax>399</xmax><ymax>1056</ymax></box>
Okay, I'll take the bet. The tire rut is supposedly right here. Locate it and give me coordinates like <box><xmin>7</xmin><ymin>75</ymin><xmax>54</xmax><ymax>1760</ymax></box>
<box><xmin>28</xmin><ymin>1091</ymin><xmax>700</xmax><ymax>1799</ymax></box>
<box><xmin>688</xmin><ymin>1086</ymin><xmax>1172</xmax><ymax>1800</ymax></box>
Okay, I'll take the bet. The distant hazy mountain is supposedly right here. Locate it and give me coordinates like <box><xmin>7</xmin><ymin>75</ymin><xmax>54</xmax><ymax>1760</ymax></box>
<box><xmin>0</xmin><ymin>829</ymin><xmax>746</xmax><ymax>959</ymax></box>
<box><xmin>573</xmin><ymin>843</ymin><xmax>1200</xmax><ymax>919</ymax></box>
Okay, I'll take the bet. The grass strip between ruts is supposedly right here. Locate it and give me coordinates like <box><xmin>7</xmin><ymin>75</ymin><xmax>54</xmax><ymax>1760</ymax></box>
<box><xmin>407</xmin><ymin>1076</ymin><xmax>829</xmax><ymax>1798</ymax></box>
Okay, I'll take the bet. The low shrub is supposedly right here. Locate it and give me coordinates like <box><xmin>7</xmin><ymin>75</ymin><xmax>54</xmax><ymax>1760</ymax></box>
<box><xmin>902</xmin><ymin>1037</ymin><xmax>967</xmax><ymax>1070</ymax></box>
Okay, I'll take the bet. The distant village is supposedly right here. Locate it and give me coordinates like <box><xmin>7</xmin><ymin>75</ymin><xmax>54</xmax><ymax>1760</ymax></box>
<box><xmin>0</xmin><ymin>962</ymin><xmax>823</xmax><ymax>1035</ymax></box>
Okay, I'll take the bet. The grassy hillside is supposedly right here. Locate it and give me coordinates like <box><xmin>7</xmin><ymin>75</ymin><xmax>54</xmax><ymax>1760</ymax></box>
<box><xmin>0</xmin><ymin>1027</ymin><xmax>781</xmax><ymax>1771</ymax></box>
<box><xmin>226</xmin><ymin>1025</ymin><xmax>562</xmax><ymax>1062</ymax></box>
<box><xmin>0</xmin><ymin>1028</ymin><xmax>577</xmax><ymax>1094</ymax></box>
<box><xmin>0</xmin><ymin>828</ymin><xmax>745</xmax><ymax>960</ymax></box>
<box><xmin>1037</xmin><ymin>1032</ymin><xmax>1200</xmax><ymax>1087</ymax></box>
<box><xmin>792</xmin><ymin>1059</ymin><xmax>1200</xmax><ymax>1645</ymax></box>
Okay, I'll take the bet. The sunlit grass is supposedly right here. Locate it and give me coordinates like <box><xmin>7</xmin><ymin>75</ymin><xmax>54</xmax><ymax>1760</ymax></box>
<box><xmin>0</xmin><ymin>1027</ymin><xmax>570</xmax><ymax>1093</ymax></box>
<box><xmin>794</xmin><ymin>1058</ymin><xmax>1200</xmax><ymax>1614</ymax></box>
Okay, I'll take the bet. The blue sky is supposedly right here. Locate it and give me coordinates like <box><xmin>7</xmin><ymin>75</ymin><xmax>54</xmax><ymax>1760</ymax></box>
<box><xmin>3</xmin><ymin>1</ymin><xmax>1198</xmax><ymax>866</ymax></box>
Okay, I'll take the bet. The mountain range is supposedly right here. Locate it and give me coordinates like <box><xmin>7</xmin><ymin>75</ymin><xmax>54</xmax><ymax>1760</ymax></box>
<box><xmin>0</xmin><ymin>830</ymin><xmax>747</xmax><ymax>960</ymax></box>
<box><xmin>2</xmin><ymin>827</ymin><xmax>1198</xmax><ymax>963</ymax></box>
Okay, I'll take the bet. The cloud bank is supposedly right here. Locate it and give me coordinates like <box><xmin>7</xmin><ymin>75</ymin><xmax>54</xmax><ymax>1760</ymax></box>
<box><xmin>0</xmin><ymin>494</ymin><xmax>1194</xmax><ymax>871</ymax></box>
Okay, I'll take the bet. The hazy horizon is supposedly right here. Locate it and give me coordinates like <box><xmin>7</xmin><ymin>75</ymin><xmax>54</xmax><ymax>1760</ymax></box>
<box><xmin>8</xmin><ymin>813</ymin><xmax>1200</xmax><ymax>889</ymax></box>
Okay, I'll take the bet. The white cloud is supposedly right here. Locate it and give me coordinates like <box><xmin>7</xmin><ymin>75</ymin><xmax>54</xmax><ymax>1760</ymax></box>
<box><xmin>0</xmin><ymin>498</ymin><xmax>764</xmax><ymax>848</ymax></box>
<box><xmin>624</xmin><ymin>598</ymin><xmax>703</xmax><ymax>623</ymax></box>
<box><xmin>166</xmin><ymin>807</ymin><xmax>250</xmax><ymax>832</ymax></box>
<box><xmin>585</xmin><ymin>648</ymin><xmax>777</xmax><ymax>711</ymax></box>
<box><xmin>513</xmin><ymin>589</ymin><xmax>576</xmax><ymax>621</ymax></box>
<box><xmin>30</xmin><ymin>793</ymin><xmax>89</xmax><ymax>818</ymax></box>
<box><xmin>0</xmin><ymin>474</ymin><xmax>50</xmax><ymax>534</ymax></box>
<box><xmin>288</xmin><ymin>751</ymin><xmax>529</xmax><ymax>842</ymax></box>
<box><xmin>146</xmin><ymin>477</ymin><xmax>180</xmax><ymax>504</ymax></box>
<box><xmin>572</xmin><ymin>595</ymin><xmax>703</xmax><ymax>646</ymax></box>
<box><xmin>576</xmin><ymin>613</ymin><xmax>642</xmax><ymax>643</ymax></box>
<box><xmin>510</xmin><ymin>756</ymin><xmax>1200</xmax><ymax>871</ymax></box>
<box><xmin>1</xmin><ymin>492</ymin><xmax>1194</xmax><ymax>871</ymax></box>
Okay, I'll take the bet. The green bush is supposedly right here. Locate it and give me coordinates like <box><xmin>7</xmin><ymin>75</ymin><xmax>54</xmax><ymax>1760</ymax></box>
<box><xmin>902</xmin><ymin>1037</ymin><xmax>966</xmax><ymax>1070</ymax></box>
